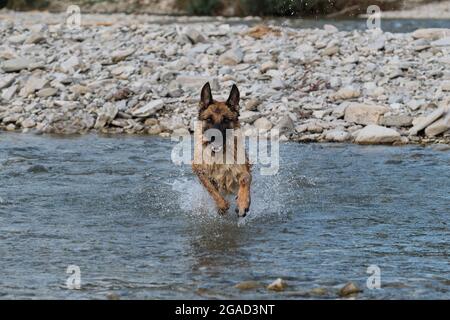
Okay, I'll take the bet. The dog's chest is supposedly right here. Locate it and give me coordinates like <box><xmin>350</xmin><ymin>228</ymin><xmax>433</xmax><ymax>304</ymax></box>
<box><xmin>205</xmin><ymin>163</ymin><xmax>246</xmax><ymax>194</ymax></box>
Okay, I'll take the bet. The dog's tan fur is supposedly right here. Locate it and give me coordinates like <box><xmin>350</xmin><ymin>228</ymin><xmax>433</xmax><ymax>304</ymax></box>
<box><xmin>192</xmin><ymin>83</ymin><xmax>252</xmax><ymax>217</ymax></box>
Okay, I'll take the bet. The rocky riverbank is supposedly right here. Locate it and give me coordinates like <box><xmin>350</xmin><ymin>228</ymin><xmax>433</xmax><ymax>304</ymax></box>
<box><xmin>0</xmin><ymin>11</ymin><xmax>449</xmax><ymax>145</ymax></box>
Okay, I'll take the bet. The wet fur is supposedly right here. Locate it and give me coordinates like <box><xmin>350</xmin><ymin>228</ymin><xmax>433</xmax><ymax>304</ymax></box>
<box><xmin>192</xmin><ymin>83</ymin><xmax>252</xmax><ymax>217</ymax></box>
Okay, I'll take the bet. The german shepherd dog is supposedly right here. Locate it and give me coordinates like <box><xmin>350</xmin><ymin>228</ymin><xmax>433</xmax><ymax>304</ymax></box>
<box><xmin>192</xmin><ymin>83</ymin><xmax>252</xmax><ymax>217</ymax></box>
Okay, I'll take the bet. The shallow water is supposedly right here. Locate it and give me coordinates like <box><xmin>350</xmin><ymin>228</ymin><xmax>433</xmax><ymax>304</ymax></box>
<box><xmin>268</xmin><ymin>18</ymin><xmax>450</xmax><ymax>33</ymax></box>
<box><xmin>0</xmin><ymin>133</ymin><xmax>449</xmax><ymax>299</ymax></box>
<box><xmin>166</xmin><ymin>17</ymin><xmax>450</xmax><ymax>33</ymax></box>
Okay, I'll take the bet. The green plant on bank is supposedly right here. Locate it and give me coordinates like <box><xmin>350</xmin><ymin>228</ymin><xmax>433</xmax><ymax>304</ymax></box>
<box><xmin>176</xmin><ymin>0</ymin><xmax>404</xmax><ymax>16</ymax></box>
<box><xmin>1</xmin><ymin>0</ymin><xmax>50</xmax><ymax>10</ymax></box>
<box><xmin>176</xmin><ymin>0</ymin><xmax>221</xmax><ymax>15</ymax></box>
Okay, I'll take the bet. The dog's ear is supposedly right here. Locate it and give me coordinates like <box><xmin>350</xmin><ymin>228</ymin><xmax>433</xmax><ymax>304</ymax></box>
<box><xmin>226</xmin><ymin>84</ymin><xmax>240</xmax><ymax>112</ymax></box>
<box><xmin>200</xmin><ymin>82</ymin><xmax>213</xmax><ymax>110</ymax></box>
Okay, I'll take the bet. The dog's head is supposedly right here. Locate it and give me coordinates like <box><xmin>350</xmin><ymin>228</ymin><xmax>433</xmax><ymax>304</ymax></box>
<box><xmin>198</xmin><ymin>82</ymin><xmax>240</xmax><ymax>152</ymax></box>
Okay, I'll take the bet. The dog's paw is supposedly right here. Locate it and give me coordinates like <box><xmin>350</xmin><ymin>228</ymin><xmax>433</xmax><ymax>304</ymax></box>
<box><xmin>236</xmin><ymin>195</ymin><xmax>250</xmax><ymax>218</ymax></box>
<box><xmin>217</xmin><ymin>200</ymin><xmax>230</xmax><ymax>215</ymax></box>
<box><xmin>235</xmin><ymin>206</ymin><xmax>249</xmax><ymax>218</ymax></box>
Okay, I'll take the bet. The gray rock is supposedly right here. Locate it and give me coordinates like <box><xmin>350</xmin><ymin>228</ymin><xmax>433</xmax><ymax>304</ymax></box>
<box><xmin>431</xmin><ymin>37</ymin><xmax>450</xmax><ymax>47</ymax></box>
<box><xmin>37</xmin><ymin>87</ymin><xmax>58</xmax><ymax>98</ymax></box>
<box><xmin>130</xmin><ymin>99</ymin><xmax>164</xmax><ymax>117</ymax></box>
<box><xmin>175</xmin><ymin>75</ymin><xmax>218</xmax><ymax>91</ymax></box>
<box><xmin>441</xmin><ymin>81</ymin><xmax>450</xmax><ymax>91</ymax></box>
<box><xmin>409</xmin><ymin>106</ymin><xmax>448</xmax><ymax>136</ymax></box>
<box><xmin>25</xmin><ymin>33</ymin><xmax>46</xmax><ymax>44</ymax></box>
<box><xmin>322</xmin><ymin>45</ymin><xmax>340</xmax><ymax>56</ymax></box>
<box><xmin>331</xmin><ymin>87</ymin><xmax>360</xmax><ymax>101</ymax></box>
<box><xmin>355</xmin><ymin>125</ymin><xmax>401</xmax><ymax>144</ymax></box>
<box><xmin>1</xmin><ymin>58</ymin><xmax>34</xmax><ymax>72</ymax></box>
<box><xmin>95</xmin><ymin>103</ymin><xmax>119</xmax><ymax>129</ymax></box>
<box><xmin>60</xmin><ymin>56</ymin><xmax>80</xmax><ymax>73</ymax></box>
<box><xmin>239</xmin><ymin>111</ymin><xmax>260</xmax><ymax>124</ymax></box>
<box><xmin>218</xmin><ymin>47</ymin><xmax>244</xmax><ymax>65</ymax></box>
<box><xmin>111</xmin><ymin>48</ymin><xmax>135</xmax><ymax>63</ymax></box>
<box><xmin>183</xmin><ymin>27</ymin><xmax>206</xmax><ymax>44</ymax></box>
<box><xmin>424</xmin><ymin>116</ymin><xmax>450</xmax><ymax>137</ymax></box>
<box><xmin>1</xmin><ymin>85</ymin><xmax>18</xmax><ymax>101</ymax></box>
<box><xmin>274</xmin><ymin>115</ymin><xmax>295</xmax><ymax>134</ymax></box>
<box><xmin>21</xmin><ymin>118</ymin><xmax>36</xmax><ymax>128</ymax></box>
<box><xmin>21</xmin><ymin>76</ymin><xmax>48</xmax><ymax>96</ymax></box>
<box><xmin>0</xmin><ymin>74</ymin><xmax>16</xmax><ymax>90</ymax></box>
<box><xmin>368</xmin><ymin>35</ymin><xmax>386</xmax><ymax>51</ymax></box>
<box><xmin>324</xmin><ymin>129</ymin><xmax>351</xmax><ymax>142</ymax></box>
<box><xmin>323</xmin><ymin>24</ymin><xmax>338</xmax><ymax>33</ymax></box>
<box><xmin>379</xmin><ymin>114</ymin><xmax>413</xmax><ymax>127</ymax></box>
<box><xmin>344</xmin><ymin>103</ymin><xmax>389</xmax><ymax>125</ymax></box>
<box><xmin>253</xmin><ymin>117</ymin><xmax>272</xmax><ymax>131</ymax></box>
<box><xmin>412</xmin><ymin>28</ymin><xmax>450</xmax><ymax>40</ymax></box>
<box><xmin>245</xmin><ymin>98</ymin><xmax>260</xmax><ymax>111</ymax></box>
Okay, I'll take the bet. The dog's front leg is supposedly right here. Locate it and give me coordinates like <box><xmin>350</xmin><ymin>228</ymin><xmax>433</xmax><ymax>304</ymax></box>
<box><xmin>192</xmin><ymin>165</ymin><xmax>229</xmax><ymax>215</ymax></box>
<box><xmin>236</xmin><ymin>172</ymin><xmax>251</xmax><ymax>217</ymax></box>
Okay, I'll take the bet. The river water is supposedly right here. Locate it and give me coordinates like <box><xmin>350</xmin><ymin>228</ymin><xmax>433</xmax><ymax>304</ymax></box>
<box><xmin>0</xmin><ymin>133</ymin><xmax>449</xmax><ymax>299</ymax></box>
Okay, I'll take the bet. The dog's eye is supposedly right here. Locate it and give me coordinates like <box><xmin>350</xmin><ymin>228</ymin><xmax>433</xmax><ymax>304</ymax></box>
<box><xmin>223</xmin><ymin>118</ymin><xmax>230</xmax><ymax>123</ymax></box>
<box><xmin>206</xmin><ymin>118</ymin><xmax>212</xmax><ymax>123</ymax></box>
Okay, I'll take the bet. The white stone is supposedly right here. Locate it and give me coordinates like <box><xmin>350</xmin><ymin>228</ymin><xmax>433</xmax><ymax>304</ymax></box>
<box><xmin>409</xmin><ymin>106</ymin><xmax>448</xmax><ymax>135</ymax></box>
<box><xmin>239</xmin><ymin>111</ymin><xmax>260</xmax><ymax>124</ymax></box>
<box><xmin>344</xmin><ymin>103</ymin><xmax>389</xmax><ymax>125</ymax></box>
<box><xmin>253</xmin><ymin>117</ymin><xmax>272</xmax><ymax>131</ymax></box>
<box><xmin>218</xmin><ymin>47</ymin><xmax>244</xmax><ymax>65</ymax></box>
<box><xmin>60</xmin><ymin>56</ymin><xmax>80</xmax><ymax>73</ymax></box>
<box><xmin>324</xmin><ymin>129</ymin><xmax>351</xmax><ymax>142</ymax></box>
<box><xmin>131</xmin><ymin>100</ymin><xmax>164</xmax><ymax>117</ymax></box>
<box><xmin>431</xmin><ymin>37</ymin><xmax>450</xmax><ymax>47</ymax></box>
<box><xmin>332</xmin><ymin>87</ymin><xmax>360</xmax><ymax>100</ymax></box>
<box><xmin>1</xmin><ymin>58</ymin><xmax>34</xmax><ymax>72</ymax></box>
<box><xmin>412</xmin><ymin>28</ymin><xmax>450</xmax><ymax>40</ymax></box>
<box><xmin>355</xmin><ymin>125</ymin><xmax>401</xmax><ymax>144</ymax></box>
<box><xmin>424</xmin><ymin>116</ymin><xmax>450</xmax><ymax>137</ymax></box>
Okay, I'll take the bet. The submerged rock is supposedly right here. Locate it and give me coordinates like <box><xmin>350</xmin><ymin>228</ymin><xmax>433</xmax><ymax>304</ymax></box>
<box><xmin>267</xmin><ymin>278</ymin><xmax>287</xmax><ymax>292</ymax></box>
<box><xmin>339</xmin><ymin>282</ymin><xmax>362</xmax><ymax>297</ymax></box>
<box><xmin>234</xmin><ymin>281</ymin><xmax>261</xmax><ymax>290</ymax></box>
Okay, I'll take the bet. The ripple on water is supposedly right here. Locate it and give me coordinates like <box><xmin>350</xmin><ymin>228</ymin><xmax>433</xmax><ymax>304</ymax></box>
<box><xmin>0</xmin><ymin>133</ymin><xmax>449</xmax><ymax>299</ymax></box>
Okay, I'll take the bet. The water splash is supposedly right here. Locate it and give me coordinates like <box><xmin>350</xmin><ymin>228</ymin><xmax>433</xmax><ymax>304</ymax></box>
<box><xmin>171</xmin><ymin>165</ymin><xmax>292</xmax><ymax>224</ymax></box>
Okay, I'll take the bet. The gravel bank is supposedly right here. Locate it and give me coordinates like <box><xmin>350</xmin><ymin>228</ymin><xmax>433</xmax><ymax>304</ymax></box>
<box><xmin>0</xmin><ymin>11</ymin><xmax>449</xmax><ymax>145</ymax></box>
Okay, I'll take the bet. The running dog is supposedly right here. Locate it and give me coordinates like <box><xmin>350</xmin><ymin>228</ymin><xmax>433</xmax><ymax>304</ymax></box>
<box><xmin>192</xmin><ymin>83</ymin><xmax>252</xmax><ymax>217</ymax></box>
